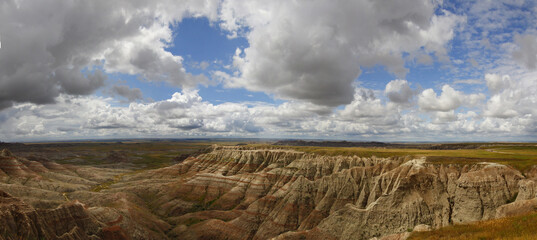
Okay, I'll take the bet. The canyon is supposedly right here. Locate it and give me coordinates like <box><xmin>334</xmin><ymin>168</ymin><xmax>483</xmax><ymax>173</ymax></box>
<box><xmin>1</xmin><ymin>143</ymin><xmax>537</xmax><ymax>239</ymax></box>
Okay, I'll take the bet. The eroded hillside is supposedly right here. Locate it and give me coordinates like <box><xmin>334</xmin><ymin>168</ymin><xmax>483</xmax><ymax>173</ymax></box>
<box><xmin>2</xmin><ymin>144</ymin><xmax>537</xmax><ymax>239</ymax></box>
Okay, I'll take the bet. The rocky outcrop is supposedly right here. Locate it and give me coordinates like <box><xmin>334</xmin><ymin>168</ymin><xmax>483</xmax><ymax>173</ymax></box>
<box><xmin>277</xmin><ymin>161</ymin><xmax>523</xmax><ymax>240</ymax></box>
<box><xmin>158</xmin><ymin>147</ymin><xmax>531</xmax><ymax>240</ymax></box>
<box><xmin>495</xmin><ymin>198</ymin><xmax>537</xmax><ymax>218</ymax></box>
<box><xmin>3</xmin><ymin>146</ymin><xmax>537</xmax><ymax>240</ymax></box>
<box><xmin>0</xmin><ymin>190</ymin><xmax>113</xmax><ymax>240</ymax></box>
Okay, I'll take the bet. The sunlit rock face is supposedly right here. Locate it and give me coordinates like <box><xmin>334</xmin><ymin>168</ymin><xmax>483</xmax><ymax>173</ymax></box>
<box><xmin>134</xmin><ymin>146</ymin><xmax>524</xmax><ymax>240</ymax></box>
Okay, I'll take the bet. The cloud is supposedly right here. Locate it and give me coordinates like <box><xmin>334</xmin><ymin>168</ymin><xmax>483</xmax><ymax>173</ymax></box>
<box><xmin>2</xmin><ymin>1</ymin><xmax>537</xmax><ymax>141</ymax></box>
<box><xmin>483</xmin><ymin>73</ymin><xmax>537</xmax><ymax>119</ymax></box>
<box><xmin>485</xmin><ymin>73</ymin><xmax>511</xmax><ymax>94</ymax></box>
<box><xmin>385</xmin><ymin>79</ymin><xmax>417</xmax><ymax>105</ymax></box>
<box><xmin>453</xmin><ymin>59</ymin><xmax>464</xmax><ymax>65</ymax></box>
<box><xmin>55</xmin><ymin>68</ymin><xmax>106</xmax><ymax>95</ymax></box>
<box><xmin>416</xmin><ymin>54</ymin><xmax>434</xmax><ymax>65</ymax></box>
<box><xmin>192</xmin><ymin>61</ymin><xmax>210</xmax><ymax>70</ymax></box>
<box><xmin>111</xmin><ymin>85</ymin><xmax>143</xmax><ymax>102</ymax></box>
<box><xmin>418</xmin><ymin>85</ymin><xmax>485</xmax><ymax>112</ymax></box>
<box><xmin>432</xmin><ymin>110</ymin><xmax>457</xmax><ymax>123</ymax></box>
<box><xmin>0</xmin><ymin>0</ymin><xmax>218</xmax><ymax>110</ymax></box>
<box><xmin>453</xmin><ymin>79</ymin><xmax>483</xmax><ymax>85</ymax></box>
<box><xmin>483</xmin><ymin>94</ymin><xmax>518</xmax><ymax>119</ymax></box>
<box><xmin>512</xmin><ymin>34</ymin><xmax>537</xmax><ymax>69</ymax></box>
<box><xmin>0</xmin><ymin>76</ymin><xmax>536</xmax><ymax>141</ymax></box>
<box><xmin>338</xmin><ymin>88</ymin><xmax>402</xmax><ymax>132</ymax></box>
<box><xmin>468</xmin><ymin>58</ymin><xmax>479</xmax><ymax>67</ymax></box>
<box><xmin>340</xmin><ymin>89</ymin><xmax>387</xmax><ymax>118</ymax></box>
<box><xmin>220</xmin><ymin>0</ymin><xmax>464</xmax><ymax>106</ymax></box>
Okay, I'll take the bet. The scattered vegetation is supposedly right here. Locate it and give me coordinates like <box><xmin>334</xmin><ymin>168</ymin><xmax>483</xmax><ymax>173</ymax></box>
<box><xmin>91</xmin><ymin>173</ymin><xmax>128</xmax><ymax>192</ymax></box>
<box><xmin>408</xmin><ymin>211</ymin><xmax>537</xmax><ymax>240</ymax></box>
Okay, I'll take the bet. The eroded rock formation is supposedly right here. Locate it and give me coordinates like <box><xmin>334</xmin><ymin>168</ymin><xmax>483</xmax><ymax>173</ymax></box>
<box><xmin>0</xmin><ymin>190</ymin><xmax>106</xmax><ymax>240</ymax></box>
<box><xmin>143</xmin><ymin>146</ymin><xmax>531</xmax><ymax>240</ymax></box>
<box><xmin>2</xmin><ymin>146</ymin><xmax>537</xmax><ymax>240</ymax></box>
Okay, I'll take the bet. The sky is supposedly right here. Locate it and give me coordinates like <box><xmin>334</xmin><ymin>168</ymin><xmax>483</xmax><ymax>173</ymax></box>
<box><xmin>0</xmin><ymin>0</ymin><xmax>537</xmax><ymax>142</ymax></box>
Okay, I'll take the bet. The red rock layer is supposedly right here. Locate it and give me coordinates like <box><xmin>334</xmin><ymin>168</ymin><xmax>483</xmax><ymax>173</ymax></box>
<box><xmin>0</xmin><ymin>155</ymin><xmax>39</xmax><ymax>177</ymax></box>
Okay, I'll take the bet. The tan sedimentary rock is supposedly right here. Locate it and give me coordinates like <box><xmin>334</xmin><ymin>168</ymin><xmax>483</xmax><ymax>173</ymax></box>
<box><xmin>178</xmin><ymin>152</ymin><xmax>522</xmax><ymax>240</ymax></box>
<box><xmin>281</xmin><ymin>160</ymin><xmax>523</xmax><ymax>240</ymax></box>
<box><xmin>0</xmin><ymin>190</ymin><xmax>109</xmax><ymax>240</ymax></box>
<box><xmin>516</xmin><ymin>179</ymin><xmax>537</xmax><ymax>200</ymax></box>
<box><xmin>0</xmin><ymin>152</ymin><xmax>39</xmax><ymax>177</ymax></box>
<box><xmin>3</xmin><ymin>146</ymin><xmax>537</xmax><ymax>240</ymax></box>
<box><xmin>495</xmin><ymin>198</ymin><xmax>537</xmax><ymax>218</ymax></box>
<box><xmin>412</xmin><ymin>224</ymin><xmax>431</xmax><ymax>232</ymax></box>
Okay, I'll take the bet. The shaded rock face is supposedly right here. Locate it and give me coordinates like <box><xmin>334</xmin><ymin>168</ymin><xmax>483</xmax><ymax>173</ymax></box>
<box><xmin>0</xmin><ymin>190</ymin><xmax>112</xmax><ymax>240</ymax></box>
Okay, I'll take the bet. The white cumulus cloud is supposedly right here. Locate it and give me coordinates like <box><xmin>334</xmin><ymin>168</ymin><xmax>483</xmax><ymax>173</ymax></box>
<box><xmin>418</xmin><ymin>85</ymin><xmax>485</xmax><ymax>112</ymax></box>
<box><xmin>220</xmin><ymin>0</ymin><xmax>464</xmax><ymax>106</ymax></box>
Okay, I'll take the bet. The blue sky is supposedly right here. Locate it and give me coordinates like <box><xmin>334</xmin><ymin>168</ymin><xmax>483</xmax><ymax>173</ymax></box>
<box><xmin>0</xmin><ymin>0</ymin><xmax>537</xmax><ymax>141</ymax></box>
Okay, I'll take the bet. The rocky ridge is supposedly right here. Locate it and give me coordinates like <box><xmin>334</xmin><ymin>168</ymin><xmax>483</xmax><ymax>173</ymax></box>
<box><xmin>141</xmin><ymin>146</ymin><xmax>535</xmax><ymax>239</ymax></box>
<box><xmin>2</xmin><ymin>146</ymin><xmax>537</xmax><ymax>239</ymax></box>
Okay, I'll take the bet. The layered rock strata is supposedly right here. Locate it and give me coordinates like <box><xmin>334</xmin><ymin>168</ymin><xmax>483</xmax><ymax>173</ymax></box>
<box><xmin>0</xmin><ymin>190</ymin><xmax>109</xmax><ymax>240</ymax></box>
<box><xmin>150</xmin><ymin>147</ymin><xmax>530</xmax><ymax>240</ymax></box>
<box><xmin>2</xmin><ymin>146</ymin><xmax>537</xmax><ymax>240</ymax></box>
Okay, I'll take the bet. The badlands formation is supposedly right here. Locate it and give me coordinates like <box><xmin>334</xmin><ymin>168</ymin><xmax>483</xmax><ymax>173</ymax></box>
<box><xmin>1</xmin><ymin>145</ymin><xmax>537</xmax><ymax>239</ymax></box>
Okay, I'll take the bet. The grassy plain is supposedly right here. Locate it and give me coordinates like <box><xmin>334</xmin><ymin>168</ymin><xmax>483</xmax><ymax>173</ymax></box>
<box><xmin>252</xmin><ymin>143</ymin><xmax>537</xmax><ymax>171</ymax></box>
<box><xmin>23</xmin><ymin>140</ymin><xmax>242</xmax><ymax>168</ymax></box>
<box><xmin>17</xmin><ymin>140</ymin><xmax>537</xmax><ymax>171</ymax></box>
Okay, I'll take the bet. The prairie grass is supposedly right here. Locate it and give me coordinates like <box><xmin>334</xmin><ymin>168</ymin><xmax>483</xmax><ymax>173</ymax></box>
<box><xmin>408</xmin><ymin>211</ymin><xmax>537</xmax><ymax>240</ymax></box>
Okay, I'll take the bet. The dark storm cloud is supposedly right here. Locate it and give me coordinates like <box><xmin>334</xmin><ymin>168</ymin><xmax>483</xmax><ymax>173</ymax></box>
<box><xmin>55</xmin><ymin>68</ymin><xmax>106</xmax><ymax>95</ymax></box>
<box><xmin>0</xmin><ymin>0</ymin><xmax>140</xmax><ymax>108</ymax></box>
<box><xmin>0</xmin><ymin>0</ymin><xmax>215</xmax><ymax>111</ymax></box>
